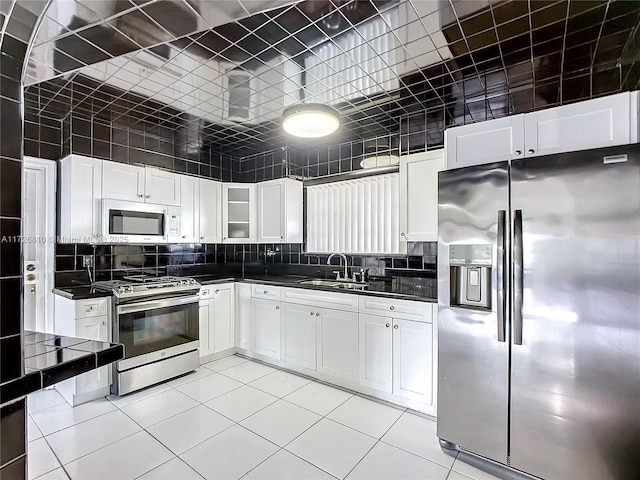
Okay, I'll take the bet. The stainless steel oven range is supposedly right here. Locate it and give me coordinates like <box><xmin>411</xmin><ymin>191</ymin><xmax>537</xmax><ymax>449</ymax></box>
<box><xmin>93</xmin><ymin>275</ymin><xmax>200</xmax><ymax>395</ymax></box>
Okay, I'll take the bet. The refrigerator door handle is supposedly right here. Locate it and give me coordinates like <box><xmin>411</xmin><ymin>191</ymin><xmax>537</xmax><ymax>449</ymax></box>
<box><xmin>496</xmin><ymin>210</ymin><xmax>507</xmax><ymax>342</ymax></box>
<box><xmin>513</xmin><ymin>209</ymin><xmax>524</xmax><ymax>345</ymax></box>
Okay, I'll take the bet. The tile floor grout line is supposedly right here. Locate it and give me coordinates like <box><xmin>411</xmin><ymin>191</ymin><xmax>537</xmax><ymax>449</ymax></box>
<box><xmin>31</xmin><ymin>402</ymin><xmax>119</xmax><ymax>438</ymax></box>
<box><xmin>132</xmin><ymin>456</ymin><xmax>206</xmax><ymax>480</ymax></box>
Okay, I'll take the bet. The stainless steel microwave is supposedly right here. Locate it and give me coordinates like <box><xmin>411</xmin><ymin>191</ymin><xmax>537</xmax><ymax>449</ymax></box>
<box><xmin>101</xmin><ymin>199</ymin><xmax>181</xmax><ymax>243</ymax></box>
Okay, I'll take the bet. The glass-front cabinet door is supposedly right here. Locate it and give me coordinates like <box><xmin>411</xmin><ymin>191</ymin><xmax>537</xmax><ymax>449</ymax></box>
<box><xmin>222</xmin><ymin>183</ymin><xmax>256</xmax><ymax>243</ymax></box>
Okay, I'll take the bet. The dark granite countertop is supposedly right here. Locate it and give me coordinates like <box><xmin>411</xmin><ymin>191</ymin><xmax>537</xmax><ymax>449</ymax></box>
<box><xmin>193</xmin><ymin>274</ymin><xmax>436</xmax><ymax>302</ymax></box>
<box><xmin>0</xmin><ymin>331</ymin><xmax>124</xmax><ymax>405</ymax></box>
<box><xmin>52</xmin><ymin>286</ymin><xmax>112</xmax><ymax>300</ymax></box>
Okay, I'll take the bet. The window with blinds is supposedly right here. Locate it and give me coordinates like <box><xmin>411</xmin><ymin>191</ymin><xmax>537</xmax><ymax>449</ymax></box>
<box><xmin>306</xmin><ymin>173</ymin><xmax>400</xmax><ymax>254</ymax></box>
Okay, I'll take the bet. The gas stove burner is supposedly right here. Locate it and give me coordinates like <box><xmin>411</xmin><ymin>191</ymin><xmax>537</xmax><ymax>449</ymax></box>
<box><xmin>93</xmin><ymin>276</ymin><xmax>200</xmax><ymax>301</ymax></box>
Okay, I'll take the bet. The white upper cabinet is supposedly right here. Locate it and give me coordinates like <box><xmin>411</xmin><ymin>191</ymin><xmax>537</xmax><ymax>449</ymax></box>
<box><xmin>222</xmin><ymin>183</ymin><xmax>257</xmax><ymax>243</ymax></box>
<box><xmin>523</xmin><ymin>92</ymin><xmax>634</xmax><ymax>158</ymax></box>
<box><xmin>445</xmin><ymin>92</ymin><xmax>638</xmax><ymax>169</ymax></box>
<box><xmin>399</xmin><ymin>149</ymin><xmax>444</xmax><ymax>246</ymax></box>
<box><xmin>257</xmin><ymin>178</ymin><xmax>303</xmax><ymax>244</ymax></box>
<box><xmin>144</xmin><ymin>167</ymin><xmax>181</xmax><ymax>206</ymax></box>
<box><xmin>102</xmin><ymin>162</ymin><xmax>180</xmax><ymax>205</ymax></box>
<box><xmin>199</xmin><ymin>179</ymin><xmax>222</xmax><ymax>243</ymax></box>
<box><xmin>445</xmin><ymin>115</ymin><xmax>525</xmax><ymax>169</ymax></box>
<box><xmin>178</xmin><ymin>175</ymin><xmax>199</xmax><ymax>243</ymax></box>
<box><xmin>58</xmin><ymin>155</ymin><xmax>103</xmax><ymax>243</ymax></box>
<box><xmin>177</xmin><ymin>176</ymin><xmax>222</xmax><ymax>244</ymax></box>
<box><xmin>102</xmin><ymin>162</ymin><xmax>145</xmax><ymax>201</ymax></box>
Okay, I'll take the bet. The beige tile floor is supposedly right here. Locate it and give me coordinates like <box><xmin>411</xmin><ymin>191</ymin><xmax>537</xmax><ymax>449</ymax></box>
<box><xmin>27</xmin><ymin>355</ymin><xmax>501</xmax><ymax>480</ymax></box>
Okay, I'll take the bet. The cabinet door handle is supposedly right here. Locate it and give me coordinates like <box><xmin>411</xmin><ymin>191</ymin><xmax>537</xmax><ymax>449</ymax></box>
<box><xmin>400</xmin><ymin>232</ymin><xmax>406</xmax><ymax>237</ymax></box>
<box><xmin>389</xmin><ymin>306</ymin><xmax>394</xmax><ymax>311</ymax></box>
<box><xmin>527</xmin><ymin>149</ymin><xmax>534</xmax><ymax>154</ymax></box>
<box><xmin>514</xmin><ymin>149</ymin><xmax>522</xmax><ymax>155</ymax></box>
<box><xmin>263</xmin><ymin>290</ymin><xmax>267</xmax><ymax>294</ymax></box>
<box><xmin>215</xmin><ymin>289</ymin><xmax>219</xmax><ymax>293</ymax></box>
<box><xmin>385</xmin><ymin>323</ymin><xmax>390</xmax><ymax>327</ymax></box>
<box><xmin>310</xmin><ymin>311</ymin><xmax>314</xmax><ymax>316</ymax></box>
<box><xmin>275</xmin><ymin>305</ymin><xmax>279</xmax><ymax>310</ymax></box>
<box><xmin>316</xmin><ymin>312</ymin><xmax>320</xmax><ymax>316</ymax></box>
<box><xmin>200</xmin><ymin>236</ymin><xmax>204</xmax><ymax>240</ymax></box>
<box><xmin>182</xmin><ymin>235</ymin><xmax>186</xmax><ymax>239</ymax></box>
<box><xmin>102</xmin><ymin>321</ymin><xmax>106</xmax><ymax>326</ymax></box>
<box><xmin>394</xmin><ymin>324</ymin><xmax>398</xmax><ymax>329</ymax></box>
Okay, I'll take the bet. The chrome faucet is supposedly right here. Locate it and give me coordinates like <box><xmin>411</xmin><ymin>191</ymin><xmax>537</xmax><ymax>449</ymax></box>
<box><xmin>327</xmin><ymin>253</ymin><xmax>348</xmax><ymax>280</ymax></box>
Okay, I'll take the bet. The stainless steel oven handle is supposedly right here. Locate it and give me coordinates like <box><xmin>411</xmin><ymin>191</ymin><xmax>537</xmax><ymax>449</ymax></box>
<box><xmin>117</xmin><ymin>295</ymin><xmax>201</xmax><ymax>314</ymax></box>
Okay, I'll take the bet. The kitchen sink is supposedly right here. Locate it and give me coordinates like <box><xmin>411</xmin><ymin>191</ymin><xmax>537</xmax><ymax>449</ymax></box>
<box><xmin>298</xmin><ymin>279</ymin><xmax>340</xmax><ymax>287</ymax></box>
<box><xmin>332</xmin><ymin>282</ymin><xmax>369</xmax><ymax>290</ymax></box>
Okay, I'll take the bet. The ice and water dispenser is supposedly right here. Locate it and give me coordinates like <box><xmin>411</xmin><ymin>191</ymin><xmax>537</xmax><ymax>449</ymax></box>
<box><xmin>449</xmin><ymin>244</ymin><xmax>492</xmax><ymax>310</ymax></box>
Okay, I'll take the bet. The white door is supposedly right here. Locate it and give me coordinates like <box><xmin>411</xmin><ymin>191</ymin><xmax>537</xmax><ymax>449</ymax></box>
<box><xmin>445</xmin><ymin>114</ymin><xmax>525</xmax><ymax>169</ymax></box>
<box><xmin>180</xmin><ymin>175</ymin><xmax>199</xmax><ymax>242</ymax></box>
<box><xmin>23</xmin><ymin>157</ymin><xmax>56</xmax><ymax>333</ymax></box>
<box><xmin>145</xmin><ymin>167</ymin><xmax>181</xmax><ymax>206</ymax></box>
<box><xmin>281</xmin><ymin>303</ymin><xmax>316</xmax><ymax>369</ymax></box>
<box><xmin>392</xmin><ymin>319</ymin><xmax>433</xmax><ymax>404</ymax></box>
<box><xmin>524</xmin><ymin>92</ymin><xmax>631</xmax><ymax>158</ymax></box>
<box><xmin>213</xmin><ymin>285</ymin><xmax>234</xmax><ymax>353</ymax></box>
<box><xmin>235</xmin><ymin>283</ymin><xmax>252</xmax><ymax>350</ymax></box>
<box><xmin>399</xmin><ymin>150</ymin><xmax>444</xmax><ymax>246</ymax></box>
<box><xmin>102</xmin><ymin>162</ymin><xmax>144</xmax><ymax>201</ymax></box>
<box><xmin>317</xmin><ymin>308</ymin><xmax>358</xmax><ymax>381</ymax></box>
<box><xmin>358</xmin><ymin>314</ymin><xmax>392</xmax><ymax>393</ymax></box>
<box><xmin>257</xmin><ymin>180</ymin><xmax>283</xmax><ymax>243</ymax></box>
<box><xmin>199</xmin><ymin>301</ymin><xmax>212</xmax><ymax>357</ymax></box>
<box><xmin>251</xmin><ymin>298</ymin><xmax>281</xmax><ymax>359</ymax></box>
<box><xmin>199</xmin><ymin>179</ymin><xmax>221</xmax><ymax>243</ymax></box>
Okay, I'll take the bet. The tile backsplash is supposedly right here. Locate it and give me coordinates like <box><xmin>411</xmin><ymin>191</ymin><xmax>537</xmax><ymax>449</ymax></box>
<box><xmin>55</xmin><ymin>242</ymin><xmax>437</xmax><ymax>286</ymax></box>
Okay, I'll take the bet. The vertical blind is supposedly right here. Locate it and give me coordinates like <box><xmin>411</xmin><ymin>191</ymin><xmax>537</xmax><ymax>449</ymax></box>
<box><xmin>306</xmin><ymin>173</ymin><xmax>400</xmax><ymax>254</ymax></box>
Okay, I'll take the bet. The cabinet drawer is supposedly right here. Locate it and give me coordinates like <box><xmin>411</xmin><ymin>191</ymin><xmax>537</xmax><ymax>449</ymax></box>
<box><xmin>358</xmin><ymin>296</ymin><xmax>431</xmax><ymax>322</ymax></box>
<box><xmin>282</xmin><ymin>287</ymin><xmax>358</xmax><ymax>312</ymax></box>
<box><xmin>200</xmin><ymin>283</ymin><xmax>233</xmax><ymax>300</ymax></box>
<box><xmin>75</xmin><ymin>299</ymin><xmax>109</xmax><ymax>318</ymax></box>
<box><xmin>251</xmin><ymin>284</ymin><xmax>282</xmax><ymax>300</ymax></box>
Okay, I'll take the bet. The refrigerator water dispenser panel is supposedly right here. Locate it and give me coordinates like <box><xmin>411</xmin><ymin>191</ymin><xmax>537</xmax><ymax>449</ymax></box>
<box><xmin>449</xmin><ymin>244</ymin><xmax>492</xmax><ymax>310</ymax></box>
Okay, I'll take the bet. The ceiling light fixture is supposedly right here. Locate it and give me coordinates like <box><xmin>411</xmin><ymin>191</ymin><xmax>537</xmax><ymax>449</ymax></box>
<box><xmin>282</xmin><ymin>104</ymin><xmax>340</xmax><ymax>138</ymax></box>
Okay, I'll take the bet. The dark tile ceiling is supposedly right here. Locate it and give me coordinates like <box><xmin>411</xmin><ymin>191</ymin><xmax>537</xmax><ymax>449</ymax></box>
<box><xmin>24</xmin><ymin>0</ymin><xmax>640</xmax><ymax>158</ymax></box>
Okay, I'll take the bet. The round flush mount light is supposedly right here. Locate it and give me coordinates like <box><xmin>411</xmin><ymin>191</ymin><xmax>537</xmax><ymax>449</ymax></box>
<box><xmin>282</xmin><ymin>104</ymin><xmax>340</xmax><ymax>138</ymax></box>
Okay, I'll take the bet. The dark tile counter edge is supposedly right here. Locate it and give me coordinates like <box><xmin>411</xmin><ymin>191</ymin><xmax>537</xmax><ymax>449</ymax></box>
<box><xmin>0</xmin><ymin>333</ymin><xmax>124</xmax><ymax>405</ymax></box>
<box><xmin>52</xmin><ymin>287</ymin><xmax>112</xmax><ymax>300</ymax></box>
<box><xmin>192</xmin><ymin>275</ymin><xmax>437</xmax><ymax>302</ymax></box>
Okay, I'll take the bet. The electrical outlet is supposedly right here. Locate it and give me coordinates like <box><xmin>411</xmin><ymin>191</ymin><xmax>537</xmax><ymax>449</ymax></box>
<box><xmin>82</xmin><ymin>255</ymin><xmax>94</xmax><ymax>268</ymax></box>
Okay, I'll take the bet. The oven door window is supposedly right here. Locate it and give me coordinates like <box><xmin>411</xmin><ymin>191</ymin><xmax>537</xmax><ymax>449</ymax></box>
<box><xmin>118</xmin><ymin>301</ymin><xmax>198</xmax><ymax>358</ymax></box>
<box><xmin>109</xmin><ymin>209</ymin><xmax>165</xmax><ymax>236</ymax></box>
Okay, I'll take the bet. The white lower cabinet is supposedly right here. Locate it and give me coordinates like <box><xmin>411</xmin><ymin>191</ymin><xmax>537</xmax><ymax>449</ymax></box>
<box><xmin>251</xmin><ymin>298</ymin><xmax>281</xmax><ymax>360</ymax></box>
<box><xmin>392</xmin><ymin>318</ymin><xmax>433</xmax><ymax>404</ymax></box>
<box><xmin>235</xmin><ymin>283</ymin><xmax>252</xmax><ymax>351</ymax></box>
<box><xmin>281</xmin><ymin>303</ymin><xmax>316</xmax><ymax>369</ymax></box>
<box><xmin>53</xmin><ymin>296</ymin><xmax>111</xmax><ymax>406</ymax></box>
<box><xmin>199</xmin><ymin>283</ymin><xmax>235</xmax><ymax>359</ymax></box>
<box><xmin>359</xmin><ymin>314</ymin><xmax>393</xmax><ymax>393</ymax></box>
<box><xmin>358</xmin><ymin>309</ymin><xmax>435</xmax><ymax>411</ymax></box>
<box><xmin>316</xmin><ymin>307</ymin><xmax>358</xmax><ymax>382</ymax></box>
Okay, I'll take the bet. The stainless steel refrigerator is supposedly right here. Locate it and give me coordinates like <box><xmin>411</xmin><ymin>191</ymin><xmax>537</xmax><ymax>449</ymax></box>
<box><xmin>437</xmin><ymin>144</ymin><xmax>640</xmax><ymax>480</ymax></box>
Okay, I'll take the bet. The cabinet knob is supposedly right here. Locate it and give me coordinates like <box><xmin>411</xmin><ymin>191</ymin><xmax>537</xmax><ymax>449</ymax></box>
<box><xmin>137</xmin><ymin>194</ymin><xmax>143</xmax><ymax>198</ymax></box>
<box><xmin>200</xmin><ymin>236</ymin><xmax>204</xmax><ymax>240</ymax></box>
<box><xmin>263</xmin><ymin>290</ymin><xmax>267</xmax><ymax>294</ymax></box>
<box><xmin>146</xmin><ymin>195</ymin><xmax>151</xmax><ymax>198</ymax></box>
<box><xmin>514</xmin><ymin>150</ymin><xmax>522</xmax><ymax>155</ymax></box>
<box><xmin>316</xmin><ymin>312</ymin><xmax>320</xmax><ymax>316</ymax></box>
<box><xmin>385</xmin><ymin>323</ymin><xmax>390</xmax><ymax>328</ymax></box>
<box><xmin>400</xmin><ymin>233</ymin><xmax>406</xmax><ymax>237</ymax></box>
<box><xmin>527</xmin><ymin>149</ymin><xmax>534</xmax><ymax>154</ymax></box>
<box><xmin>182</xmin><ymin>235</ymin><xmax>186</xmax><ymax>239</ymax></box>
<box><xmin>394</xmin><ymin>324</ymin><xmax>398</xmax><ymax>329</ymax></box>
<box><xmin>275</xmin><ymin>305</ymin><xmax>279</xmax><ymax>310</ymax></box>
<box><xmin>310</xmin><ymin>311</ymin><xmax>314</xmax><ymax>316</ymax></box>
<box><xmin>102</xmin><ymin>321</ymin><xmax>106</xmax><ymax>326</ymax></box>
<box><xmin>389</xmin><ymin>306</ymin><xmax>395</xmax><ymax>311</ymax></box>
<box><xmin>215</xmin><ymin>289</ymin><xmax>219</xmax><ymax>293</ymax></box>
